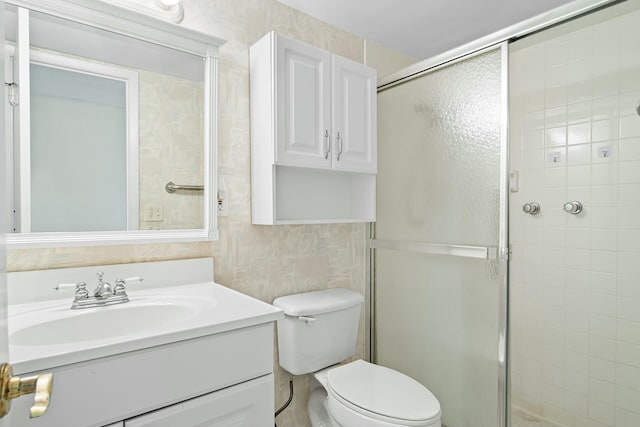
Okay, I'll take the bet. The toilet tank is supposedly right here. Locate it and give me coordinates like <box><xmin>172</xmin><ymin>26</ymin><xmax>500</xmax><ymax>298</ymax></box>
<box><xmin>273</xmin><ymin>288</ymin><xmax>364</xmax><ymax>375</ymax></box>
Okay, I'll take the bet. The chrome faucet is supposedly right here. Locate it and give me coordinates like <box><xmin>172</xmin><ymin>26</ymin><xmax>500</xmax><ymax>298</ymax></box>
<box><xmin>55</xmin><ymin>273</ymin><xmax>144</xmax><ymax>309</ymax></box>
<box><xmin>93</xmin><ymin>272</ymin><xmax>113</xmax><ymax>299</ymax></box>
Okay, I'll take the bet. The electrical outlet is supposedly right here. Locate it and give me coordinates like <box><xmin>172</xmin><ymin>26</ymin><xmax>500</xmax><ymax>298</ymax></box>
<box><xmin>217</xmin><ymin>190</ymin><xmax>228</xmax><ymax>216</ymax></box>
<box><xmin>144</xmin><ymin>205</ymin><xmax>163</xmax><ymax>222</ymax></box>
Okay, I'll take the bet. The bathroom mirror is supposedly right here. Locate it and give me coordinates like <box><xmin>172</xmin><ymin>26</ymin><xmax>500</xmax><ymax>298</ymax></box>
<box><xmin>4</xmin><ymin>0</ymin><xmax>224</xmax><ymax>247</ymax></box>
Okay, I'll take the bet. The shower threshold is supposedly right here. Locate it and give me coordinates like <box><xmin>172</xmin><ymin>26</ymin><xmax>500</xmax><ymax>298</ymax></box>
<box><xmin>512</xmin><ymin>408</ymin><xmax>564</xmax><ymax>427</ymax></box>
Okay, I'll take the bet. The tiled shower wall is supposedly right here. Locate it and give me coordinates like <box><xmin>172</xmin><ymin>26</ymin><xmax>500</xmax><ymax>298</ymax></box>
<box><xmin>509</xmin><ymin>2</ymin><xmax>640</xmax><ymax>426</ymax></box>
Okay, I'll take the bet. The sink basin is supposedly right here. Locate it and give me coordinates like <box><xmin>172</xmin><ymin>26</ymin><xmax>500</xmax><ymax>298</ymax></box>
<box><xmin>8</xmin><ymin>280</ymin><xmax>282</xmax><ymax>375</ymax></box>
<box><xmin>11</xmin><ymin>303</ymin><xmax>195</xmax><ymax>346</ymax></box>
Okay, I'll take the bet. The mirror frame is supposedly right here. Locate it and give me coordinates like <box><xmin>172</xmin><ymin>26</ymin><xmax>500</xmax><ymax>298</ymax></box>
<box><xmin>5</xmin><ymin>0</ymin><xmax>225</xmax><ymax>248</ymax></box>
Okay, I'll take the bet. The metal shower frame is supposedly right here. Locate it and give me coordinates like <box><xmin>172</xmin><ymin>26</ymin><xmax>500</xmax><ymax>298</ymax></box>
<box><xmin>367</xmin><ymin>1</ymin><xmax>619</xmax><ymax>426</ymax></box>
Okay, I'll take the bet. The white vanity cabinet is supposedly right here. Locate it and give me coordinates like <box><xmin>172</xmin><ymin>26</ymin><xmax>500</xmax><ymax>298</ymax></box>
<box><xmin>10</xmin><ymin>324</ymin><xmax>275</xmax><ymax>427</ymax></box>
<box><xmin>250</xmin><ymin>31</ymin><xmax>376</xmax><ymax>224</ymax></box>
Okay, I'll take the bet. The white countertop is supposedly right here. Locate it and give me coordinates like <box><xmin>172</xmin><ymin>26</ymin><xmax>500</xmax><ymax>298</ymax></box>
<box><xmin>9</xmin><ymin>282</ymin><xmax>283</xmax><ymax>374</ymax></box>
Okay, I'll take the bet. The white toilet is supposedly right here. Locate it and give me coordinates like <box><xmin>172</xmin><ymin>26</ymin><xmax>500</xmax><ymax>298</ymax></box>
<box><xmin>273</xmin><ymin>288</ymin><xmax>441</xmax><ymax>427</ymax></box>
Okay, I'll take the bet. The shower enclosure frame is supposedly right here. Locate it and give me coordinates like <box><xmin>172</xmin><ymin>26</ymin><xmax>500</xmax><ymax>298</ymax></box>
<box><xmin>368</xmin><ymin>1</ymin><xmax>620</xmax><ymax>427</ymax></box>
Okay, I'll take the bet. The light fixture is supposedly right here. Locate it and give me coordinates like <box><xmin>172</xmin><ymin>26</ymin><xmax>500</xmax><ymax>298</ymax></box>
<box><xmin>155</xmin><ymin>0</ymin><xmax>184</xmax><ymax>23</ymax></box>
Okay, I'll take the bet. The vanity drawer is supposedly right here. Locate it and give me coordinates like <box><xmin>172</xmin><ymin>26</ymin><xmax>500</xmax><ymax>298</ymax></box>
<box><xmin>9</xmin><ymin>323</ymin><xmax>274</xmax><ymax>427</ymax></box>
<box><xmin>125</xmin><ymin>374</ymin><xmax>273</xmax><ymax>427</ymax></box>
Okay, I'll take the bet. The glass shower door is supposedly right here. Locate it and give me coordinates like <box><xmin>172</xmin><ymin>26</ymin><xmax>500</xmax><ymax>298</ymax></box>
<box><xmin>373</xmin><ymin>45</ymin><xmax>508</xmax><ymax>427</ymax></box>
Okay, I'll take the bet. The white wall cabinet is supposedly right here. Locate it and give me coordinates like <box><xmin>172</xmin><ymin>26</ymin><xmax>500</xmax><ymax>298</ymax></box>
<box><xmin>251</xmin><ymin>31</ymin><xmax>376</xmax><ymax>224</ymax></box>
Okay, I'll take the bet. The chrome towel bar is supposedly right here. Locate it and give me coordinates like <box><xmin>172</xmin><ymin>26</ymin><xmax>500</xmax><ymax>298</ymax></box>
<box><xmin>371</xmin><ymin>239</ymin><xmax>499</xmax><ymax>260</ymax></box>
<box><xmin>164</xmin><ymin>182</ymin><xmax>204</xmax><ymax>193</ymax></box>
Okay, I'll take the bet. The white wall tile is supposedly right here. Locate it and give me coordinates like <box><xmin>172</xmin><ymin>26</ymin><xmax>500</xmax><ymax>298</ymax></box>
<box><xmin>615</xmin><ymin>364</ymin><xmax>640</xmax><ymax>391</ymax></box>
<box><xmin>617</xmin><ymin>275</ymin><xmax>640</xmax><ymax>298</ymax></box>
<box><xmin>588</xmin><ymin>398</ymin><xmax>615</xmax><ymax>426</ymax></box>
<box><xmin>568</xmin><ymin>123</ymin><xmax>592</xmax><ymax>145</ymax></box>
<box><xmin>592</xmin><ymin>119</ymin><xmax>620</xmax><ymax>142</ymax></box>
<box><xmin>620</xmin><ymin>116</ymin><xmax>640</xmax><ymax>138</ymax></box>
<box><xmin>618</xmin><ymin>295</ymin><xmax>640</xmax><ymax>322</ymax></box>
<box><xmin>524</xmin><ymin>129</ymin><xmax>545</xmax><ymax>150</ymax></box>
<box><xmin>592</xmin><ymin>74</ymin><xmax>619</xmax><ymax>100</ymax></box>
<box><xmin>590</xmin><ymin>314</ymin><xmax>617</xmax><ymax>339</ymax></box>
<box><xmin>617</xmin><ymin>341</ymin><xmax>640</xmax><ymax>368</ymax></box>
<box><xmin>510</xmin><ymin>8</ymin><xmax>640</xmax><ymax>425</ymax></box>
<box><xmin>619</xmin><ymin>207</ymin><xmax>640</xmax><ymax>229</ymax></box>
<box><xmin>616</xmin><ymin>407</ymin><xmax>640</xmax><ymax>427</ymax></box>
<box><xmin>565</xmin><ymin>391</ymin><xmax>588</xmax><ymax>416</ymax></box>
<box><xmin>590</xmin><ymin>378</ymin><xmax>615</xmax><ymax>405</ymax></box>
<box><xmin>590</xmin><ymin>336</ymin><xmax>616</xmax><ymax>361</ymax></box>
<box><xmin>567</xmin><ymin>165</ymin><xmax>591</xmax><ymax>186</ymax></box>
<box><xmin>546</xmin><ymin>107</ymin><xmax>568</xmax><ymax>128</ymax></box>
<box><xmin>615</xmin><ymin>385</ymin><xmax>640</xmax><ymax>414</ymax></box>
<box><xmin>590</xmin><ymin>293</ymin><xmax>617</xmax><ymax>317</ymax></box>
<box><xmin>568</xmin><ymin>144</ymin><xmax>592</xmax><ymax>165</ymax></box>
<box><xmin>568</xmin><ymin>101</ymin><xmax>592</xmax><ymax>124</ymax></box>
<box><xmin>591</xmin><ymin>229</ymin><xmax>617</xmax><ymax>251</ymax></box>
<box><xmin>590</xmin><ymin>357</ymin><xmax>616</xmax><ymax>382</ymax></box>
<box><xmin>618</xmin><ymin>252</ymin><xmax>640</xmax><ymax>275</ymax></box>
<box><xmin>592</xmin><ymin>164</ymin><xmax>618</xmax><ymax>185</ymax></box>
<box><xmin>591</xmin><ymin>251</ymin><xmax>618</xmax><ymax>273</ymax></box>
<box><xmin>567</xmin><ymin>227</ymin><xmax>591</xmax><ymax>249</ymax></box>
<box><xmin>568</xmin><ymin>80</ymin><xmax>593</xmax><ymax>104</ymax></box>
<box><xmin>618</xmin><ymin>319</ymin><xmax>640</xmax><ymax>344</ymax></box>
<box><xmin>592</xmin><ymin>96</ymin><xmax>619</xmax><ymax>121</ymax></box>
<box><xmin>591</xmin><ymin>207</ymin><xmax>618</xmax><ymax>229</ymax></box>
<box><xmin>618</xmin><ymin>229</ymin><xmax>640</xmax><ymax>252</ymax></box>
<box><xmin>592</xmin><ymin>186</ymin><xmax>618</xmax><ymax>207</ymax></box>
<box><xmin>619</xmin><ymin>161</ymin><xmax>640</xmax><ymax>183</ymax></box>
<box><xmin>590</xmin><ymin>272</ymin><xmax>617</xmax><ymax>295</ymax></box>
<box><xmin>619</xmin><ymin>91</ymin><xmax>640</xmax><ymax>117</ymax></box>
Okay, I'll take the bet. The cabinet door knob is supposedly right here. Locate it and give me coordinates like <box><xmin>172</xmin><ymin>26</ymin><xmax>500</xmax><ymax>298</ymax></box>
<box><xmin>336</xmin><ymin>131</ymin><xmax>343</xmax><ymax>161</ymax></box>
<box><xmin>0</xmin><ymin>362</ymin><xmax>54</xmax><ymax>419</ymax></box>
<box><xmin>323</xmin><ymin>129</ymin><xmax>331</xmax><ymax>160</ymax></box>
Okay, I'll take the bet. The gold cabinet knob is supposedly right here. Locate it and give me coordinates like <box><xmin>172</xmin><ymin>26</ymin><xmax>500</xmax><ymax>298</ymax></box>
<box><xmin>0</xmin><ymin>363</ymin><xmax>54</xmax><ymax>419</ymax></box>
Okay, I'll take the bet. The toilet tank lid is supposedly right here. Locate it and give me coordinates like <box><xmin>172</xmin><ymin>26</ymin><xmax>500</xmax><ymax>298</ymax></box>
<box><xmin>273</xmin><ymin>288</ymin><xmax>364</xmax><ymax>316</ymax></box>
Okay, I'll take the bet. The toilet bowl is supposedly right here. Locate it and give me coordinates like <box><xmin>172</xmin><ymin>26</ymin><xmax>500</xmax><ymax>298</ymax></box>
<box><xmin>309</xmin><ymin>360</ymin><xmax>441</xmax><ymax>427</ymax></box>
<box><xmin>273</xmin><ymin>289</ymin><xmax>442</xmax><ymax>427</ymax></box>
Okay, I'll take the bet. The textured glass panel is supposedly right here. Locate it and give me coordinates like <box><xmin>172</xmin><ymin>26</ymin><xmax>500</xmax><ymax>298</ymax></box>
<box><xmin>376</xmin><ymin>250</ymin><xmax>500</xmax><ymax>427</ymax></box>
<box><xmin>376</xmin><ymin>49</ymin><xmax>502</xmax><ymax>247</ymax></box>
<box><xmin>375</xmin><ymin>48</ymin><xmax>504</xmax><ymax>427</ymax></box>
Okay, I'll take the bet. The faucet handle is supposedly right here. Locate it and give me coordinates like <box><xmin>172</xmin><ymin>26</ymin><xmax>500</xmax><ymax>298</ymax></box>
<box><xmin>54</xmin><ymin>283</ymin><xmax>78</xmax><ymax>291</ymax></box>
<box><xmin>54</xmin><ymin>282</ymin><xmax>89</xmax><ymax>298</ymax></box>
<box><xmin>113</xmin><ymin>276</ymin><xmax>143</xmax><ymax>296</ymax></box>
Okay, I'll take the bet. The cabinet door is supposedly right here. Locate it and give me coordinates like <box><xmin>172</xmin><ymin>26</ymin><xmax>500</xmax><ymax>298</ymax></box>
<box><xmin>276</xmin><ymin>35</ymin><xmax>332</xmax><ymax>168</ymax></box>
<box><xmin>124</xmin><ymin>374</ymin><xmax>274</xmax><ymax>427</ymax></box>
<box><xmin>332</xmin><ymin>55</ymin><xmax>377</xmax><ymax>173</ymax></box>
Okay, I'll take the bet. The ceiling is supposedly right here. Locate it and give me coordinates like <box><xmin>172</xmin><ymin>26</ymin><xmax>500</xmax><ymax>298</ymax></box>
<box><xmin>276</xmin><ymin>0</ymin><xmax>577</xmax><ymax>59</ymax></box>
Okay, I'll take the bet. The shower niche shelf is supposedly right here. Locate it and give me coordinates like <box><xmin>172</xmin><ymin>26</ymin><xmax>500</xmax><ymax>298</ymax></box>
<box><xmin>249</xmin><ymin>31</ymin><xmax>377</xmax><ymax>225</ymax></box>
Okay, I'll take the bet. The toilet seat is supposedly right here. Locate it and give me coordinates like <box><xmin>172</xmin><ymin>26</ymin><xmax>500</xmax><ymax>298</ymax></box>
<box><xmin>326</xmin><ymin>360</ymin><xmax>441</xmax><ymax>426</ymax></box>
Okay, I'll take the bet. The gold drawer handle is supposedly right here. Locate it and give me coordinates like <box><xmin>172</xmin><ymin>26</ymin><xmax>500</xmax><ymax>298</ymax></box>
<box><xmin>0</xmin><ymin>363</ymin><xmax>53</xmax><ymax>418</ymax></box>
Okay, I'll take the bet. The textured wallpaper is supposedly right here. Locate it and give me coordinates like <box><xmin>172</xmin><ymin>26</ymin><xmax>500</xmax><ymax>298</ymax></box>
<box><xmin>138</xmin><ymin>70</ymin><xmax>205</xmax><ymax>230</ymax></box>
<box><xmin>7</xmin><ymin>1</ymin><xmax>373</xmax><ymax>426</ymax></box>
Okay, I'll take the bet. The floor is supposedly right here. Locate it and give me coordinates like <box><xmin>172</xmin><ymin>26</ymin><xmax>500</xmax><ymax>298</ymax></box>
<box><xmin>512</xmin><ymin>408</ymin><xmax>563</xmax><ymax>427</ymax></box>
